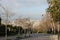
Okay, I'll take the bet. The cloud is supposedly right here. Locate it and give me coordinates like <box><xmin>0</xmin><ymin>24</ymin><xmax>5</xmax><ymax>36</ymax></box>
<box><xmin>1</xmin><ymin>0</ymin><xmax>48</xmax><ymax>8</ymax></box>
<box><xmin>0</xmin><ymin>0</ymin><xmax>48</xmax><ymax>20</ymax></box>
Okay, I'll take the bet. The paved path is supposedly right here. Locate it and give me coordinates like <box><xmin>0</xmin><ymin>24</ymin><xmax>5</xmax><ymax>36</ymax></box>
<box><xmin>20</xmin><ymin>36</ymin><xmax>51</xmax><ymax>40</ymax></box>
<box><xmin>0</xmin><ymin>34</ymin><xmax>59</xmax><ymax>40</ymax></box>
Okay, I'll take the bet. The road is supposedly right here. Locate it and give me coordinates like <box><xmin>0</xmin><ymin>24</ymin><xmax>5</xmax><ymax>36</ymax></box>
<box><xmin>0</xmin><ymin>33</ymin><xmax>59</xmax><ymax>40</ymax></box>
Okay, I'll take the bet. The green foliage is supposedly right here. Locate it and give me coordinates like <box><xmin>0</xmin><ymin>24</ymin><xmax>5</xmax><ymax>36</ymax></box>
<box><xmin>0</xmin><ymin>17</ymin><xmax>1</xmax><ymax>25</ymax></box>
<box><xmin>7</xmin><ymin>25</ymin><xmax>18</xmax><ymax>36</ymax></box>
<box><xmin>0</xmin><ymin>24</ymin><xmax>18</xmax><ymax>36</ymax></box>
<box><xmin>47</xmin><ymin>0</ymin><xmax>60</xmax><ymax>22</ymax></box>
<box><xmin>0</xmin><ymin>24</ymin><xmax>5</xmax><ymax>36</ymax></box>
<box><xmin>0</xmin><ymin>24</ymin><xmax>33</xmax><ymax>36</ymax></box>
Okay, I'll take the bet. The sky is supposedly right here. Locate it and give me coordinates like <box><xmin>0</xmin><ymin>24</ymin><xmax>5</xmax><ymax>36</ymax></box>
<box><xmin>0</xmin><ymin>0</ymin><xmax>49</xmax><ymax>20</ymax></box>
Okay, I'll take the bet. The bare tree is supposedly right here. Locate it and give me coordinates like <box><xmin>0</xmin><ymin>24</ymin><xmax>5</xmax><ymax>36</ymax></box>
<box><xmin>0</xmin><ymin>4</ymin><xmax>15</xmax><ymax>40</ymax></box>
<box><xmin>39</xmin><ymin>13</ymin><xmax>56</xmax><ymax>33</ymax></box>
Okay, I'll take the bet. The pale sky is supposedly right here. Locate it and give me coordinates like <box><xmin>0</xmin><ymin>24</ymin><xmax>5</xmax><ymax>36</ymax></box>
<box><xmin>0</xmin><ymin>0</ymin><xmax>49</xmax><ymax>20</ymax></box>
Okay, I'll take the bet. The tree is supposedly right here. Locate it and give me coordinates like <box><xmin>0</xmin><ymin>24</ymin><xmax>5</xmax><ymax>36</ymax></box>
<box><xmin>47</xmin><ymin>0</ymin><xmax>60</xmax><ymax>34</ymax></box>
<box><xmin>47</xmin><ymin>0</ymin><xmax>60</xmax><ymax>23</ymax></box>
<box><xmin>0</xmin><ymin>17</ymin><xmax>1</xmax><ymax>25</ymax></box>
<box><xmin>0</xmin><ymin>4</ymin><xmax>15</xmax><ymax>40</ymax></box>
<box><xmin>0</xmin><ymin>24</ymin><xmax>5</xmax><ymax>36</ymax></box>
